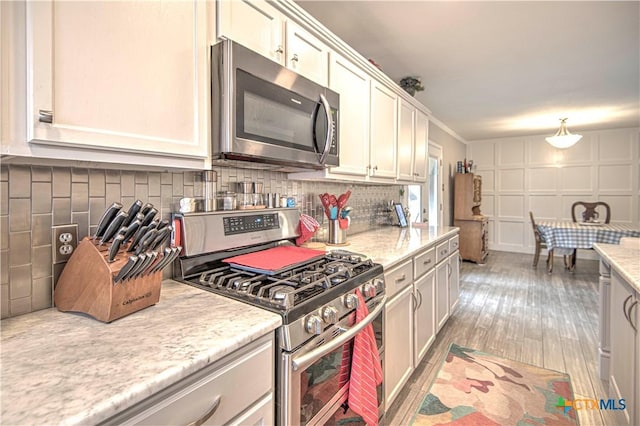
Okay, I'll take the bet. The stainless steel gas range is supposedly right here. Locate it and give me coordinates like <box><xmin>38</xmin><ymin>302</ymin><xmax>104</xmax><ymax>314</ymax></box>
<box><xmin>172</xmin><ymin>208</ymin><xmax>386</xmax><ymax>425</ymax></box>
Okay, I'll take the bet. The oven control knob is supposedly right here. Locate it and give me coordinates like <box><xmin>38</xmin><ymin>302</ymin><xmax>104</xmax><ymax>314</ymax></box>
<box><xmin>305</xmin><ymin>315</ymin><xmax>323</xmax><ymax>335</ymax></box>
<box><xmin>344</xmin><ymin>293</ymin><xmax>360</xmax><ymax>309</ymax></box>
<box><xmin>362</xmin><ymin>282</ymin><xmax>377</xmax><ymax>298</ymax></box>
<box><xmin>321</xmin><ymin>306</ymin><xmax>339</xmax><ymax>324</ymax></box>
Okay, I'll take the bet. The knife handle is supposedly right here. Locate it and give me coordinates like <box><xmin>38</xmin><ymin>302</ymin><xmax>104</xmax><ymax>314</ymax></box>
<box><xmin>94</xmin><ymin>202</ymin><xmax>123</xmax><ymax>239</ymax></box>
<box><xmin>100</xmin><ymin>211</ymin><xmax>128</xmax><ymax>245</ymax></box>
<box><xmin>140</xmin><ymin>208</ymin><xmax>158</xmax><ymax>228</ymax></box>
<box><xmin>114</xmin><ymin>255</ymin><xmax>138</xmax><ymax>283</ymax></box>
<box><xmin>108</xmin><ymin>234</ymin><xmax>125</xmax><ymax>262</ymax></box>
<box><xmin>122</xmin><ymin>200</ymin><xmax>143</xmax><ymax>227</ymax></box>
<box><xmin>121</xmin><ymin>218</ymin><xmax>143</xmax><ymax>243</ymax></box>
<box><xmin>128</xmin><ymin>224</ymin><xmax>150</xmax><ymax>252</ymax></box>
<box><xmin>135</xmin><ymin>229</ymin><xmax>158</xmax><ymax>255</ymax></box>
<box><xmin>140</xmin><ymin>203</ymin><xmax>155</xmax><ymax>216</ymax></box>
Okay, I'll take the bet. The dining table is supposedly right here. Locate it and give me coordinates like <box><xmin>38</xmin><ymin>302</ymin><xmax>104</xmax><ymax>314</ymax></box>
<box><xmin>536</xmin><ymin>220</ymin><xmax>640</xmax><ymax>273</ymax></box>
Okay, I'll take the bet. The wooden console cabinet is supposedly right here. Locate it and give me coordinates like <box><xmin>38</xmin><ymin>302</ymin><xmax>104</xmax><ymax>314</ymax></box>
<box><xmin>454</xmin><ymin>173</ymin><xmax>488</xmax><ymax>264</ymax></box>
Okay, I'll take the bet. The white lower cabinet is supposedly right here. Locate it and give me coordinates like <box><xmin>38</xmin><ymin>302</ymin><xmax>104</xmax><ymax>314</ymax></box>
<box><xmin>384</xmin><ymin>232</ymin><xmax>460</xmax><ymax>408</ymax></box>
<box><xmin>384</xmin><ymin>283</ymin><xmax>414</xmax><ymax>408</ymax></box>
<box><xmin>608</xmin><ymin>270</ymin><xmax>638</xmax><ymax>426</ymax></box>
<box><xmin>101</xmin><ymin>334</ymin><xmax>274</xmax><ymax>426</ymax></box>
<box><xmin>413</xmin><ymin>269</ymin><xmax>435</xmax><ymax>365</ymax></box>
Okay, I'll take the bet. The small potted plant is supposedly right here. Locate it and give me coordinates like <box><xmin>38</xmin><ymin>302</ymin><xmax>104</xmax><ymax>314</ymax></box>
<box><xmin>399</xmin><ymin>76</ymin><xmax>425</xmax><ymax>96</ymax></box>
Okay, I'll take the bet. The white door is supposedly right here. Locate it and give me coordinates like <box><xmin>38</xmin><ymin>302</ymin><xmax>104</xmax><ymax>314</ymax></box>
<box><xmin>369</xmin><ymin>81</ymin><xmax>397</xmax><ymax>180</ymax></box>
<box><xmin>384</xmin><ymin>284</ymin><xmax>414</xmax><ymax>407</ymax></box>
<box><xmin>428</xmin><ymin>143</ymin><xmax>444</xmax><ymax>227</ymax></box>
<box><xmin>413</xmin><ymin>269</ymin><xmax>435</xmax><ymax>366</ymax></box>
<box><xmin>396</xmin><ymin>98</ymin><xmax>414</xmax><ymax>181</ymax></box>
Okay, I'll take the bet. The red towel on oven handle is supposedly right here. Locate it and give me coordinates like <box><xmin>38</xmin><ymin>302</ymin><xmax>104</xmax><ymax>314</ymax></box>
<box><xmin>348</xmin><ymin>289</ymin><xmax>383</xmax><ymax>426</ymax></box>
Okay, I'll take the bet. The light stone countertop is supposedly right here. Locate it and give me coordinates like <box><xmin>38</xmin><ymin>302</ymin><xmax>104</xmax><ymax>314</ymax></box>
<box><xmin>593</xmin><ymin>243</ymin><xmax>640</xmax><ymax>292</ymax></box>
<box><xmin>340</xmin><ymin>225</ymin><xmax>459</xmax><ymax>269</ymax></box>
<box><xmin>0</xmin><ymin>225</ymin><xmax>457</xmax><ymax>426</ymax></box>
<box><xmin>0</xmin><ymin>280</ymin><xmax>282</xmax><ymax>426</ymax></box>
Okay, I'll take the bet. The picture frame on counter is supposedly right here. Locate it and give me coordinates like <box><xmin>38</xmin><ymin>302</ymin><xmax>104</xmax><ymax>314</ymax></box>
<box><xmin>394</xmin><ymin>203</ymin><xmax>408</xmax><ymax>227</ymax></box>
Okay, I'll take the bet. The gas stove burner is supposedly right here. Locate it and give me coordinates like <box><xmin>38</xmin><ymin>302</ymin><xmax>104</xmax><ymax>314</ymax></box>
<box><xmin>270</xmin><ymin>284</ymin><xmax>295</xmax><ymax>300</ymax></box>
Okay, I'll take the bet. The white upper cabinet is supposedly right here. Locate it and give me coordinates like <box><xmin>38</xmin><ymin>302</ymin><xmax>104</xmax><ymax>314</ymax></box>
<box><xmin>217</xmin><ymin>0</ymin><xmax>285</xmax><ymax>64</ymax></box>
<box><xmin>369</xmin><ymin>81</ymin><xmax>397</xmax><ymax>180</ymax></box>
<box><xmin>285</xmin><ymin>21</ymin><xmax>329</xmax><ymax>86</ymax></box>
<box><xmin>22</xmin><ymin>0</ymin><xmax>210</xmax><ymax>168</ymax></box>
<box><xmin>397</xmin><ymin>98</ymin><xmax>415</xmax><ymax>181</ymax></box>
<box><xmin>413</xmin><ymin>110</ymin><xmax>429</xmax><ymax>182</ymax></box>
<box><xmin>218</xmin><ymin>0</ymin><xmax>329</xmax><ymax>86</ymax></box>
<box><xmin>327</xmin><ymin>52</ymin><xmax>370</xmax><ymax>177</ymax></box>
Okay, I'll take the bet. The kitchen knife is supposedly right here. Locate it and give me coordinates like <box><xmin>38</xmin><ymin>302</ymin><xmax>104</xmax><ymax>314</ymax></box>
<box><xmin>140</xmin><ymin>207</ymin><xmax>158</xmax><ymax>228</ymax></box>
<box><xmin>135</xmin><ymin>251</ymin><xmax>158</xmax><ymax>278</ymax></box>
<box><xmin>93</xmin><ymin>202</ymin><xmax>123</xmax><ymax>239</ymax></box>
<box><xmin>139</xmin><ymin>203</ymin><xmax>155</xmax><ymax>216</ymax></box>
<box><xmin>128</xmin><ymin>221</ymin><xmax>157</xmax><ymax>252</ymax></box>
<box><xmin>135</xmin><ymin>229</ymin><xmax>158</xmax><ymax>255</ymax></box>
<box><xmin>150</xmin><ymin>246</ymin><xmax>178</xmax><ymax>274</ymax></box>
<box><xmin>107</xmin><ymin>234</ymin><xmax>126</xmax><ymax>262</ymax></box>
<box><xmin>150</xmin><ymin>226</ymin><xmax>172</xmax><ymax>251</ymax></box>
<box><xmin>155</xmin><ymin>219</ymin><xmax>170</xmax><ymax>231</ymax></box>
<box><xmin>124</xmin><ymin>253</ymin><xmax>147</xmax><ymax>280</ymax></box>
<box><xmin>99</xmin><ymin>210</ymin><xmax>128</xmax><ymax>245</ymax></box>
<box><xmin>120</xmin><ymin>216</ymin><xmax>144</xmax><ymax>244</ymax></box>
<box><xmin>113</xmin><ymin>255</ymin><xmax>138</xmax><ymax>283</ymax></box>
<box><xmin>122</xmin><ymin>199</ymin><xmax>143</xmax><ymax>227</ymax></box>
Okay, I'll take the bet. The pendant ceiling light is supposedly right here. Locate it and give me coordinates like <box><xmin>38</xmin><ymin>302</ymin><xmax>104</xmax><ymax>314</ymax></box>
<box><xmin>545</xmin><ymin>118</ymin><xmax>582</xmax><ymax>149</ymax></box>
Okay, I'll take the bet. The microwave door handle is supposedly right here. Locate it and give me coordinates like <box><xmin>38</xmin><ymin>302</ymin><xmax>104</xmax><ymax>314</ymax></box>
<box><xmin>316</xmin><ymin>93</ymin><xmax>333</xmax><ymax>165</ymax></box>
<box><xmin>291</xmin><ymin>295</ymin><xmax>386</xmax><ymax>372</ymax></box>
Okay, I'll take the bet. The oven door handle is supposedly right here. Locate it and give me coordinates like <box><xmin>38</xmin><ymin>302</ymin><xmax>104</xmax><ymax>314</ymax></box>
<box><xmin>292</xmin><ymin>295</ymin><xmax>386</xmax><ymax>371</ymax></box>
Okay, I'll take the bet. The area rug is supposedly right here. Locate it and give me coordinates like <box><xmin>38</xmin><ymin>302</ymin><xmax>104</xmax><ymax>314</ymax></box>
<box><xmin>411</xmin><ymin>343</ymin><xmax>578</xmax><ymax>425</ymax></box>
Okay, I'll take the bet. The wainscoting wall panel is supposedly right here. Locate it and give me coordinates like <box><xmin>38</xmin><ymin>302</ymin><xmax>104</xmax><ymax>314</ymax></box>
<box><xmin>467</xmin><ymin>127</ymin><xmax>639</xmax><ymax>255</ymax></box>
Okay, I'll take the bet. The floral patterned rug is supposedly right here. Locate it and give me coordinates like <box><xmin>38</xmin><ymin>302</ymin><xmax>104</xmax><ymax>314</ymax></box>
<box><xmin>411</xmin><ymin>343</ymin><xmax>578</xmax><ymax>425</ymax></box>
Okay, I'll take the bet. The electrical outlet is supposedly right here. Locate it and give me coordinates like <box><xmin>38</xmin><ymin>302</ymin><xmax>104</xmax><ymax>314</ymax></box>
<box><xmin>52</xmin><ymin>224</ymin><xmax>78</xmax><ymax>264</ymax></box>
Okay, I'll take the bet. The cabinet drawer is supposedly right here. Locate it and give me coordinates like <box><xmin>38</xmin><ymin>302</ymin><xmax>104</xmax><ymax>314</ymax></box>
<box><xmin>118</xmin><ymin>336</ymin><xmax>273</xmax><ymax>426</ymax></box>
<box><xmin>449</xmin><ymin>235</ymin><xmax>460</xmax><ymax>253</ymax></box>
<box><xmin>414</xmin><ymin>248</ymin><xmax>436</xmax><ymax>279</ymax></box>
<box><xmin>436</xmin><ymin>240</ymin><xmax>450</xmax><ymax>264</ymax></box>
<box><xmin>385</xmin><ymin>259</ymin><xmax>413</xmax><ymax>298</ymax></box>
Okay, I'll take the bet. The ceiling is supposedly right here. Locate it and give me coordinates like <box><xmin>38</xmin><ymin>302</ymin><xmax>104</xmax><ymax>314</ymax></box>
<box><xmin>295</xmin><ymin>1</ymin><xmax>640</xmax><ymax>142</ymax></box>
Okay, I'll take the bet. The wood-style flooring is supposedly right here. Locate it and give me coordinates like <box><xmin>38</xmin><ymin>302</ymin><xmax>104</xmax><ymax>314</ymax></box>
<box><xmin>384</xmin><ymin>250</ymin><xmax>613</xmax><ymax>426</ymax></box>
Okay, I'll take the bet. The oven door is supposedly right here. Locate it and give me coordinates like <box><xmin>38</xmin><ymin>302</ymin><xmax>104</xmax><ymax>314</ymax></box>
<box><xmin>280</xmin><ymin>294</ymin><xmax>386</xmax><ymax>426</ymax></box>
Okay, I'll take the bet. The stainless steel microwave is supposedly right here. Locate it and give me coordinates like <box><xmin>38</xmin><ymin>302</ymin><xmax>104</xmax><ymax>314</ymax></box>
<box><xmin>211</xmin><ymin>40</ymin><xmax>339</xmax><ymax>170</ymax></box>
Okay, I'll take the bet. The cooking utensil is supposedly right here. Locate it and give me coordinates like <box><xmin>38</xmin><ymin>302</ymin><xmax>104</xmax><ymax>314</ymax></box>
<box><xmin>139</xmin><ymin>203</ymin><xmax>155</xmax><ymax>216</ymax></box>
<box><xmin>328</xmin><ymin>194</ymin><xmax>338</xmax><ymax>207</ymax></box>
<box><xmin>135</xmin><ymin>229</ymin><xmax>158</xmax><ymax>255</ymax></box>
<box><xmin>126</xmin><ymin>253</ymin><xmax>147</xmax><ymax>279</ymax></box>
<box><xmin>337</xmin><ymin>190</ymin><xmax>351</xmax><ymax>209</ymax></box>
<box><xmin>99</xmin><ymin>210</ymin><xmax>128</xmax><ymax>245</ymax></box>
<box><xmin>114</xmin><ymin>255</ymin><xmax>138</xmax><ymax>283</ymax></box>
<box><xmin>140</xmin><ymin>207</ymin><xmax>158</xmax><ymax>228</ymax></box>
<box><xmin>133</xmin><ymin>251</ymin><xmax>157</xmax><ymax>278</ymax></box>
<box><xmin>128</xmin><ymin>223</ymin><xmax>156</xmax><ymax>252</ymax></box>
<box><xmin>330</xmin><ymin>206</ymin><xmax>338</xmax><ymax>220</ymax></box>
<box><xmin>120</xmin><ymin>216</ymin><xmax>143</xmax><ymax>243</ymax></box>
<box><xmin>93</xmin><ymin>202</ymin><xmax>123</xmax><ymax>239</ymax></box>
<box><xmin>122</xmin><ymin>200</ymin><xmax>143</xmax><ymax>227</ymax></box>
<box><xmin>107</xmin><ymin>234</ymin><xmax>125</xmax><ymax>262</ymax></box>
<box><xmin>319</xmin><ymin>193</ymin><xmax>332</xmax><ymax>219</ymax></box>
<box><xmin>150</xmin><ymin>226</ymin><xmax>172</xmax><ymax>251</ymax></box>
<box><xmin>149</xmin><ymin>247</ymin><xmax>174</xmax><ymax>274</ymax></box>
<box><xmin>340</xmin><ymin>206</ymin><xmax>352</xmax><ymax>219</ymax></box>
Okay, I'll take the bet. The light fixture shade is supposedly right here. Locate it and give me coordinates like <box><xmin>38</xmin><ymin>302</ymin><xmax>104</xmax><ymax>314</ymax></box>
<box><xmin>545</xmin><ymin>118</ymin><xmax>582</xmax><ymax>149</ymax></box>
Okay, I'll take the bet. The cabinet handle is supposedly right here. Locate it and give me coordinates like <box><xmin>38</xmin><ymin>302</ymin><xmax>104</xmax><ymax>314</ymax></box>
<box><xmin>423</xmin><ymin>259</ymin><xmax>432</xmax><ymax>266</ymax></box>
<box><xmin>416</xmin><ymin>288</ymin><xmax>423</xmax><ymax>310</ymax></box>
<box><xmin>629</xmin><ymin>300</ymin><xmax>638</xmax><ymax>333</ymax></box>
<box><xmin>186</xmin><ymin>395</ymin><xmax>221</xmax><ymax>426</ymax></box>
<box><xmin>291</xmin><ymin>53</ymin><xmax>299</xmax><ymax>63</ymax></box>
<box><xmin>275</xmin><ymin>45</ymin><xmax>284</xmax><ymax>54</ymax></box>
<box><xmin>447</xmin><ymin>262</ymin><xmax>452</xmax><ymax>278</ymax></box>
<box><xmin>623</xmin><ymin>295</ymin><xmax>632</xmax><ymax>324</ymax></box>
<box><xmin>411</xmin><ymin>292</ymin><xmax>419</xmax><ymax>311</ymax></box>
<box><xmin>396</xmin><ymin>273</ymin><xmax>406</xmax><ymax>283</ymax></box>
<box><xmin>38</xmin><ymin>110</ymin><xmax>53</xmax><ymax>124</ymax></box>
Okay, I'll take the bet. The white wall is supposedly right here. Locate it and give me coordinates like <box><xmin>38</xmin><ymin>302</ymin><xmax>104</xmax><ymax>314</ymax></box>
<box><xmin>467</xmin><ymin>127</ymin><xmax>640</xmax><ymax>255</ymax></box>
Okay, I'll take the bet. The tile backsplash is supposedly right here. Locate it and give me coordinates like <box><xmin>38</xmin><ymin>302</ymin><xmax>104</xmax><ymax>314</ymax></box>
<box><xmin>0</xmin><ymin>164</ymin><xmax>401</xmax><ymax>318</ymax></box>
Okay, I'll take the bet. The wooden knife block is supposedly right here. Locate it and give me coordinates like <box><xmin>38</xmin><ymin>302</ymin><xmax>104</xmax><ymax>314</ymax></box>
<box><xmin>54</xmin><ymin>237</ymin><xmax>162</xmax><ymax>323</ymax></box>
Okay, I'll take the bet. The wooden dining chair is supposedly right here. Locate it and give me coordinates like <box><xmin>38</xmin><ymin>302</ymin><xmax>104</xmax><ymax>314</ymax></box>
<box><xmin>569</xmin><ymin>201</ymin><xmax>611</xmax><ymax>270</ymax></box>
<box><xmin>529</xmin><ymin>212</ymin><xmax>553</xmax><ymax>269</ymax></box>
<box><xmin>571</xmin><ymin>201</ymin><xmax>611</xmax><ymax>223</ymax></box>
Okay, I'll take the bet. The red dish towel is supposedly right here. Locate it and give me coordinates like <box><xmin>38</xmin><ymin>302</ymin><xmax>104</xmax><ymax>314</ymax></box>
<box><xmin>348</xmin><ymin>289</ymin><xmax>383</xmax><ymax>426</ymax></box>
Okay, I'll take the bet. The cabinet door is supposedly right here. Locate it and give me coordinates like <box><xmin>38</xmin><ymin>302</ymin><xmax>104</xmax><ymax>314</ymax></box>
<box><xmin>328</xmin><ymin>52</ymin><xmax>370</xmax><ymax>176</ymax></box>
<box><xmin>435</xmin><ymin>261</ymin><xmax>449</xmax><ymax>331</ymax></box>
<box><xmin>369</xmin><ymin>81</ymin><xmax>397</xmax><ymax>179</ymax></box>
<box><xmin>285</xmin><ymin>21</ymin><xmax>329</xmax><ymax>86</ymax></box>
<box><xmin>609</xmin><ymin>271</ymin><xmax>637</xmax><ymax>426</ymax></box>
<box><xmin>396</xmin><ymin>98</ymin><xmax>414</xmax><ymax>181</ymax></box>
<box><xmin>413</xmin><ymin>110</ymin><xmax>429</xmax><ymax>182</ymax></box>
<box><xmin>217</xmin><ymin>0</ymin><xmax>284</xmax><ymax>64</ymax></box>
<box><xmin>414</xmin><ymin>269</ymin><xmax>435</xmax><ymax>366</ymax></box>
<box><xmin>384</xmin><ymin>284</ymin><xmax>414</xmax><ymax>407</ymax></box>
<box><xmin>448</xmin><ymin>252</ymin><xmax>460</xmax><ymax>312</ymax></box>
<box><xmin>28</xmin><ymin>1</ymin><xmax>209</xmax><ymax>161</ymax></box>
